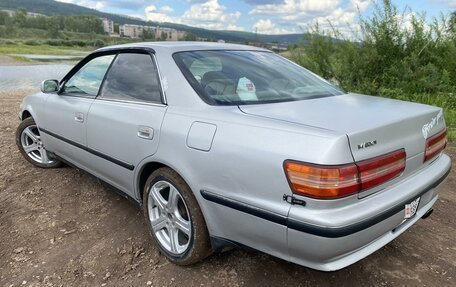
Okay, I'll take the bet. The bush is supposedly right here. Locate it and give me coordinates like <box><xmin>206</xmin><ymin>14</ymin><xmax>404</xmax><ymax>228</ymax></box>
<box><xmin>61</xmin><ymin>39</ymin><xmax>87</xmax><ymax>47</ymax></box>
<box><xmin>23</xmin><ymin>39</ymin><xmax>40</xmax><ymax>46</ymax></box>
<box><xmin>0</xmin><ymin>39</ymin><xmax>16</xmax><ymax>45</ymax></box>
<box><xmin>90</xmin><ymin>39</ymin><xmax>105</xmax><ymax>47</ymax></box>
<box><xmin>45</xmin><ymin>39</ymin><xmax>64</xmax><ymax>46</ymax></box>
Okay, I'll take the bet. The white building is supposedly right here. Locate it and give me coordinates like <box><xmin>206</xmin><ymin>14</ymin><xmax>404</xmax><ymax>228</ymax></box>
<box><xmin>101</xmin><ymin>18</ymin><xmax>114</xmax><ymax>34</ymax></box>
<box><xmin>119</xmin><ymin>24</ymin><xmax>144</xmax><ymax>38</ymax></box>
<box><xmin>119</xmin><ymin>24</ymin><xmax>186</xmax><ymax>40</ymax></box>
<box><xmin>154</xmin><ymin>27</ymin><xmax>186</xmax><ymax>41</ymax></box>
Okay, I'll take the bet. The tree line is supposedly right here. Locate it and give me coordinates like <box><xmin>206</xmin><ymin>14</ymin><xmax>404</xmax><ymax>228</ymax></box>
<box><xmin>0</xmin><ymin>8</ymin><xmax>104</xmax><ymax>37</ymax></box>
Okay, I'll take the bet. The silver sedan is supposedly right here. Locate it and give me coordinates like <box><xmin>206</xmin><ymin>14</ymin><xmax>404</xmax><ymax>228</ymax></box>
<box><xmin>16</xmin><ymin>42</ymin><xmax>451</xmax><ymax>271</ymax></box>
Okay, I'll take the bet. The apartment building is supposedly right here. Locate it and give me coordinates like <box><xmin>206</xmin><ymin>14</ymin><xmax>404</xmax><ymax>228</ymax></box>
<box><xmin>119</xmin><ymin>24</ymin><xmax>185</xmax><ymax>40</ymax></box>
<box><xmin>119</xmin><ymin>24</ymin><xmax>145</xmax><ymax>38</ymax></box>
<box><xmin>101</xmin><ymin>18</ymin><xmax>114</xmax><ymax>34</ymax></box>
<box><xmin>154</xmin><ymin>27</ymin><xmax>186</xmax><ymax>41</ymax></box>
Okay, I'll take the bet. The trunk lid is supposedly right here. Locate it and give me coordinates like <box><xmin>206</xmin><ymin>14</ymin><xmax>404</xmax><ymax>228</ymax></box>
<box><xmin>239</xmin><ymin>94</ymin><xmax>445</xmax><ymax>196</ymax></box>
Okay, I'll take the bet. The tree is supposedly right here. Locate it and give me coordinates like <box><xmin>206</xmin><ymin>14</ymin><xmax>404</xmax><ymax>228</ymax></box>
<box><xmin>14</xmin><ymin>8</ymin><xmax>27</xmax><ymax>28</ymax></box>
<box><xmin>450</xmin><ymin>11</ymin><xmax>456</xmax><ymax>34</ymax></box>
<box><xmin>46</xmin><ymin>18</ymin><xmax>59</xmax><ymax>38</ymax></box>
<box><xmin>0</xmin><ymin>11</ymin><xmax>9</xmax><ymax>26</ymax></box>
<box><xmin>184</xmin><ymin>32</ymin><xmax>197</xmax><ymax>41</ymax></box>
<box><xmin>160</xmin><ymin>31</ymin><xmax>167</xmax><ymax>41</ymax></box>
<box><xmin>141</xmin><ymin>28</ymin><xmax>155</xmax><ymax>40</ymax></box>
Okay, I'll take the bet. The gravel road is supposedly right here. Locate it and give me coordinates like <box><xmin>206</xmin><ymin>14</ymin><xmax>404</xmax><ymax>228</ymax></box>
<box><xmin>1</xmin><ymin>88</ymin><xmax>455</xmax><ymax>287</ymax></box>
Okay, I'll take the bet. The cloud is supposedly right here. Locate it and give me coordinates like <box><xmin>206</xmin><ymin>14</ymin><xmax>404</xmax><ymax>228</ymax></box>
<box><xmin>250</xmin><ymin>0</ymin><xmax>340</xmax><ymax>17</ymax></box>
<box><xmin>253</xmin><ymin>19</ymin><xmax>293</xmax><ymax>34</ymax></box>
<box><xmin>181</xmin><ymin>0</ymin><xmax>243</xmax><ymax>30</ymax></box>
<box><xmin>249</xmin><ymin>0</ymin><xmax>371</xmax><ymax>36</ymax></box>
<box><xmin>57</xmin><ymin>0</ymin><xmax>151</xmax><ymax>11</ymax></box>
<box><xmin>159</xmin><ymin>6</ymin><xmax>174</xmax><ymax>14</ymax></box>
<box><xmin>145</xmin><ymin>5</ymin><xmax>174</xmax><ymax>22</ymax></box>
<box><xmin>429</xmin><ymin>0</ymin><xmax>456</xmax><ymax>9</ymax></box>
<box><xmin>242</xmin><ymin>0</ymin><xmax>282</xmax><ymax>4</ymax></box>
<box><xmin>56</xmin><ymin>0</ymin><xmax>105</xmax><ymax>10</ymax></box>
<box><xmin>144</xmin><ymin>0</ymin><xmax>243</xmax><ymax>30</ymax></box>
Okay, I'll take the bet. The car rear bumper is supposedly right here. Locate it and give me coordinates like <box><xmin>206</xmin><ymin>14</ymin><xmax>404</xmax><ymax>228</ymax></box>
<box><xmin>287</xmin><ymin>153</ymin><xmax>451</xmax><ymax>271</ymax></box>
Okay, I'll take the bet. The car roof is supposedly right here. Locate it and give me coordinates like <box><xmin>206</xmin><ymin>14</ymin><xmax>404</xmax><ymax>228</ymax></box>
<box><xmin>95</xmin><ymin>41</ymin><xmax>270</xmax><ymax>53</ymax></box>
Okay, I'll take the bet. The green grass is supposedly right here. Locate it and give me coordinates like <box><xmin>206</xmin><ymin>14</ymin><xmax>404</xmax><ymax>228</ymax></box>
<box><xmin>0</xmin><ymin>42</ymin><xmax>91</xmax><ymax>56</ymax></box>
<box><xmin>8</xmin><ymin>54</ymin><xmax>32</xmax><ymax>62</ymax></box>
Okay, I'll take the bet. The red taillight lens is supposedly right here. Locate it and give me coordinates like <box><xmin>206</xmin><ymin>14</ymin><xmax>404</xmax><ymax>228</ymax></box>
<box><xmin>357</xmin><ymin>149</ymin><xmax>406</xmax><ymax>190</ymax></box>
<box><xmin>284</xmin><ymin>149</ymin><xmax>406</xmax><ymax>199</ymax></box>
<box><xmin>284</xmin><ymin>161</ymin><xmax>359</xmax><ymax>199</ymax></box>
<box><xmin>424</xmin><ymin>128</ymin><xmax>447</xmax><ymax>162</ymax></box>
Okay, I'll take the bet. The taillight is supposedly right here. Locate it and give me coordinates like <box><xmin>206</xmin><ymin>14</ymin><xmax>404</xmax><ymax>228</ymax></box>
<box><xmin>357</xmin><ymin>149</ymin><xmax>406</xmax><ymax>190</ymax></box>
<box><xmin>284</xmin><ymin>161</ymin><xmax>359</xmax><ymax>199</ymax></box>
<box><xmin>424</xmin><ymin>128</ymin><xmax>447</xmax><ymax>162</ymax></box>
<box><xmin>284</xmin><ymin>149</ymin><xmax>406</xmax><ymax>199</ymax></box>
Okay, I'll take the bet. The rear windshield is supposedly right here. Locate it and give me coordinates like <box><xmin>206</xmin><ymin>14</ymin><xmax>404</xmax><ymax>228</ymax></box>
<box><xmin>173</xmin><ymin>50</ymin><xmax>344</xmax><ymax>105</ymax></box>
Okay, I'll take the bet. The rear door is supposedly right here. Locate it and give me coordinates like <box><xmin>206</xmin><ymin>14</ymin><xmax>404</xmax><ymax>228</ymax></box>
<box><xmin>42</xmin><ymin>54</ymin><xmax>115</xmax><ymax>169</ymax></box>
<box><xmin>86</xmin><ymin>51</ymin><xmax>167</xmax><ymax>199</ymax></box>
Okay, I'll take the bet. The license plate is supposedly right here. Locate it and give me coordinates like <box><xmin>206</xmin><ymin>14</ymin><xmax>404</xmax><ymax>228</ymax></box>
<box><xmin>404</xmin><ymin>197</ymin><xmax>421</xmax><ymax>219</ymax></box>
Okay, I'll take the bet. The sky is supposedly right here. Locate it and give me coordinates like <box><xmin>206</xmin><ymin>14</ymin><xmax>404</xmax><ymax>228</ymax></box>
<box><xmin>56</xmin><ymin>0</ymin><xmax>456</xmax><ymax>35</ymax></box>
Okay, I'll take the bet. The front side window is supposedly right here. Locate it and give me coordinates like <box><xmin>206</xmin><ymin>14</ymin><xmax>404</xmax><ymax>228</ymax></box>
<box><xmin>99</xmin><ymin>53</ymin><xmax>162</xmax><ymax>103</ymax></box>
<box><xmin>63</xmin><ymin>55</ymin><xmax>115</xmax><ymax>96</ymax></box>
<box><xmin>173</xmin><ymin>50</ymin><xmax>345</xmax><ymax>105</ymax></box>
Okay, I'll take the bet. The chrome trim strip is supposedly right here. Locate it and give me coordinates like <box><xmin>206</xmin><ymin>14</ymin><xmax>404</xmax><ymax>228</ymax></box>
<box><xmin>95</xmin><ymin>97</ymin><xmax>167</xmax><ymax>107</ymax></box>
<box><xmin>152</xmin><ymin>53</ymin><xmax>168</xmax><ymax>105</ymax></box>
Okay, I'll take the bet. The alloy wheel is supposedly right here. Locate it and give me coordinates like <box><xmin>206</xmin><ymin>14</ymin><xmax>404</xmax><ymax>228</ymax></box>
<box><xmin>147</xmin><ymin>180</ymin><xmax>192</xmax><ymax>255</ymax></box>
<box><xmin>20</xmin><ymin>125</ymin><xmax>54</xmax><ymax>165</ymax></box>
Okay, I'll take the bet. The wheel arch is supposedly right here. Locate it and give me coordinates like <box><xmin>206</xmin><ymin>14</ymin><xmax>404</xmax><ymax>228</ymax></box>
<box><xmin>21</xmin><ymin>110</ymin><xmax>32</xmax><ymax>120</ymax></box>
<box><xmin>135</xmin><ymin>159</ymin><xmax>212</xmax><ymax>232</ymax></box>
<box><xmin>137</xmin><ymin>161</ymin><xmax>167</xmax><ymax>203</ymax></box>
<box><xmin>136</xmin><ymin>160</ymin><xmax>200</xmax><ymax>205</ymax></box>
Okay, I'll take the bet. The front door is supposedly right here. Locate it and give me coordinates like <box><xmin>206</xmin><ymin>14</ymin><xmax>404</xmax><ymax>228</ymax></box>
<box><xmin>42</xmin><ymin>54</ymin><xmax>115</xmax><ymax>169</ymax></box>
<box><xmin>86</xmin><ymin>52</ymin><xmax>167</xmax><ymax>198</ymax></box>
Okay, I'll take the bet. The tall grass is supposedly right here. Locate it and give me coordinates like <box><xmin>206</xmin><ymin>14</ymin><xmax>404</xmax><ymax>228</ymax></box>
<box><xmin>291</xmin><ymin>0</ymin><xmax>456</xmax><ymax>141</ymax></box>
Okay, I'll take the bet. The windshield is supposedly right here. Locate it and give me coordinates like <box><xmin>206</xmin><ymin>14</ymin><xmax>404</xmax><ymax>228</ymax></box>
<box><xmin>173</xmin><ymin>50</ymin><xmax>345</xmax><ymax>105</ymax></box>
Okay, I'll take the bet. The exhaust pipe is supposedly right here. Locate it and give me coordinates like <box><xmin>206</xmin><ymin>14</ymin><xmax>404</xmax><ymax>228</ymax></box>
<box><xmin>422</xmin><ymin>208</ymin><xmax>434</xmax><ymax>219</ymax></box>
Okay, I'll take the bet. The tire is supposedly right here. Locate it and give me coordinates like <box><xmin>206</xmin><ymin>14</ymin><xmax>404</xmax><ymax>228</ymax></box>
<box><xmin>16</xmin><ymin>117</ymin><xmax>62</xmax><ymax>168</ymax></box>
<box><xmin>143</xmin><ymin>167</ymin><xmax>212</xmax><ymax>265</ymax></box>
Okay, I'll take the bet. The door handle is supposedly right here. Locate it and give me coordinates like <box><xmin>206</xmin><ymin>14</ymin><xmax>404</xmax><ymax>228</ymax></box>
<box><xmin>137</xmin><ymin>126</ymin><xmax>154</xmax><ymax>140</ymax></box>
<box><xmin>74</xmin><ymin>112</ymin><xmax>84</xmax><ymax>123</ymax></box>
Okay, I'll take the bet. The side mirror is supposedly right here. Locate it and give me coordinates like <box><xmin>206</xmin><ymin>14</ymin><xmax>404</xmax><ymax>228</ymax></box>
<box><xmin>40</xmin><ymin>79</ymin><xmax>59</xmax><ymax>93</ymax></box>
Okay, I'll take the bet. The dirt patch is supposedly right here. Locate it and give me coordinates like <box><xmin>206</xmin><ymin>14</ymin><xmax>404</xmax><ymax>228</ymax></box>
<box><xmin>0</xmin><ymin>55</ymin><xmax>38</xmax><ymax>66</ymax></box>
<box><xmin>1</xmin><ymin>89</ymin><xmax>455</xmax><ymax>287</ymax></box>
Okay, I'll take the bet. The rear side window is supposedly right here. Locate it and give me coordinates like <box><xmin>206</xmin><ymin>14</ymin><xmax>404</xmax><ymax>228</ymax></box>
<box><xmin>99</xmin><ymin>53</ymin><xmax>162</xmax><ymax>103</ymax></box>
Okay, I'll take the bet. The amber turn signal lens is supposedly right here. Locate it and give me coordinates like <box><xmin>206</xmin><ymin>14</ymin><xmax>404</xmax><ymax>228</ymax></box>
<box><xmin>284</xmin><ymin>149</ymin><xmax>406</xmax><ymax>199</ymax></box>
<box><xmin>284</xmin><ymin>161</ymin><xmax>359</xmax><ymax>199</ymax></box>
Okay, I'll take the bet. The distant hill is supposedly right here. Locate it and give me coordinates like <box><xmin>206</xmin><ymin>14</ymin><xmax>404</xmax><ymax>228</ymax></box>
<box><xmin>0</xmin><ymin>0</ymin><xmax>305</xmax><ymax>44</ymax></box>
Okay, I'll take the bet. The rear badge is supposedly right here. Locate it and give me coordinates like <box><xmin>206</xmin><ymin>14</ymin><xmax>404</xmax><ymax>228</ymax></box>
<box><xmin>422</xmin><ymin>110</ymin><xmax>443</xmax><ymax>139</ymax></box>
<box><xmin>358</xmin><ymin>140</ymin><xmax>377</xmax><ymax>150</ymax></box>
